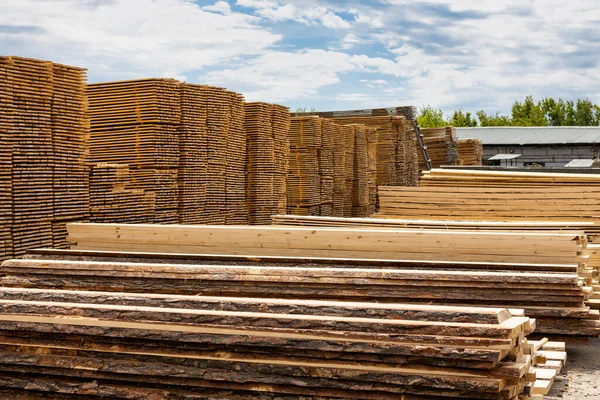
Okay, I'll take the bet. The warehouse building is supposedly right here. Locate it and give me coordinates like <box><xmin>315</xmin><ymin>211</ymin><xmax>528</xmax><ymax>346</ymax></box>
<box><xmin>456</xmin><ymin>127</ymin><xmax>600</xmax><ymax>167</ymax></box>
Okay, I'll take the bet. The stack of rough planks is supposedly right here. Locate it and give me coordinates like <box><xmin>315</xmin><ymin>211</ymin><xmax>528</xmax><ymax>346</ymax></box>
<box><xmin>458</xmin><ymin>138</ymin><xmax>483</xmax><ymax>166</ymax></box>
<box><xmin>64</xmin><ymin>223</ymin><xmax>600</xmax><ymax>338</ymax></box>
<box><xmin>0</xmin><ymin>248</ymin><xmax>567</xmax><ymax>399</ymax></box>
<box><xmin>244</xmin><ymin>102</ymin><xmax>290</xmax><ymax>224</ymax></box>
<box><xmin>287</xmin><ymin>117</ymin><xmax>376</xmax><ymax>217</ymax></box>
<box><xmin>88</xmin><ymin>80</ymin><xmax>249</xmax><ymax>225</ymax></box>
<box><xmin>0</xmin><ymin>56</ymin><xmax>89</xmax><ymax>259</ymax></box>
<box><xmin>418</xmin><ymin>127</ymin><xmax>459</xmax><ymax>171</ymax></box>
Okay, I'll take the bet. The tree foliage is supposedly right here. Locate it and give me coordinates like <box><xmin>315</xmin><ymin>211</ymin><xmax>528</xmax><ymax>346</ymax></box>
<box><xmin>417</xmin><ymin>96</ymin><xmax>600</xmax><ymax>128</ymax></box>
<box><xmin>417</xmin><ymin>106</ymin><xmax>448</xmax><ymax>128</ymax></box>
<box><xmin>449</xmin><ymin>110</ymin><xmax>477</xmax><ymax>127</ymax></box>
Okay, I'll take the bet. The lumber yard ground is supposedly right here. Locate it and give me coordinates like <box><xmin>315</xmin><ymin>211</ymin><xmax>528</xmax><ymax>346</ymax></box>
<box><xmin>547</xmin><ymin>338</ymin><xmax>600</xmax><ymax>399</ymax></box>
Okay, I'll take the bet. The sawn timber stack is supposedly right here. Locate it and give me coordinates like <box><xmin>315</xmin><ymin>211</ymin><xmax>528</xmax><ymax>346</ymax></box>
<box><xmin>0</xmin><ymin>252</ymin><xmax>558</xmax><ymax>398</ymax></box>
<box><xmin>13</xmin><ymin>247</ymin><xmax>600</xmax><ymax>338</ymax></box>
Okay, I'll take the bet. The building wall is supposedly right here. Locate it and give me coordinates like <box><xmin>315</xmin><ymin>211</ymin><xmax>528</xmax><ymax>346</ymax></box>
<box><xmin>483</xmin><ymin>144</ymin><xmax>599</xmax><ymax>167</ymax></box>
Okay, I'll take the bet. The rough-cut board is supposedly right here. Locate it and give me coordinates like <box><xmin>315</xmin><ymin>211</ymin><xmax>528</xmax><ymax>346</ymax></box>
<box><xmin>0</xmin><ymin>279</ymin><xmax>548</xmax><ymax>399</ymax></box>
<box><xmin>11</xmin><ymin>249</ymin><xmax>600</xmax><ymax>338</ymax></box>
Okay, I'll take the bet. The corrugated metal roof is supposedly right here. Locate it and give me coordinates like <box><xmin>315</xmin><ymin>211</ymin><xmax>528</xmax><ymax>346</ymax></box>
<box><xmin>456</xmin><ymin>127</ymin><xmax>600</xmax><ymax>145</ymax></box>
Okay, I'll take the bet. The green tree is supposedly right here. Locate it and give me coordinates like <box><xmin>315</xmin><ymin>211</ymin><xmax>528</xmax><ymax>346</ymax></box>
<box><xmin>294</xmin><ymin>107</ymin><xmax>317</xmax><ymax>114</ymax></box>
<box><xmin>511</xmin><ymin>95</ymin><xmax>548</xmax><ymax>126</ymax></box>
<box><xmin>418</xmin><ymin>106</ymin><xmax>448</xmax><ymax>128</ymax></box>
<box><xmin>476</xmin><ymin>111</ymin><xmax>512</xmax><ymax>126</ymax></box>
<box><xmin>449</xmin><ymin>110</ymin><xmax>478</xmax><ymax>127</ymax></box>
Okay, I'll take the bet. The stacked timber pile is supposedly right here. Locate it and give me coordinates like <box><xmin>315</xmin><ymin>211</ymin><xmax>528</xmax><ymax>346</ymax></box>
<box><xmin>366</xmin><ymin>127</ymin><xmax>379</xmax><ymax>215</ymax></box>
<box><xmin>378</xmin><ymin>185</ymin><xmax>600</xmax><ymax>223</ymax></box>
<box><xmin>351</xmin><ymin>125</ymin><xmax>369</xmax><ymax>217</ymax></box>
<box><xmin>177</xmin><ymin>84</ymin><xmax>208</xmax><ymax>224</ymax></box>
<box><xmin>245</xmin><ymin>102</ymin><xmax>291</xmax><ymax>223</ymax></box>
<box><xmin>419</xmin><ymin>127</ymin><xmax>459</xmax><ymax>171</ymax></box>
<box><xmin>458</xmin><ymin>138</ymin><xmax>483</xmax><ymax>166</ymax></box>
<box><xmin>89</xmin><ymin>164</ymin><xmax>155</xmax><ymax>224</ymax></box>
<box><xmin>0</xmin><ymin>56</ymin><xmax>90</xmax><ymax>258</ymax></box>
<box><xmin>64</xmin><ymin>224</ymin><xmax>600</xmax><ymax>338</ymax></box>
<box><xmin>343</xmin><ymin>123</ymin><xmax>355</xmax><ymax>217</ymax></box>
<box><xmin>0</xmin><ymin>142</ymin><xmax>11</xmax><ymax>260</ymax></box>
<box><xmin>88</xmin><ymin>80</ymin><xmax>249</xmax><ymax>225</ymax></box>
<box><xmin>204</xmin><ymin>86</ymin><xmax>248</xmax><ymax>225</ymax></box>
<box><xmin>0</xmin><ymin>272</ymin><xmax>550</xmax><ymax>400</ymax></box>
<box><xmin>287</xmin><ymin>116</ymin><xmax>322</xmax><ymax>216</ymax></box>
<box><xmin>319</xmin><ymin>119</ymin><xmax>335</xmax><ymax>216</ymax></box>
<box><xmin>332</xmin><ymin>124</ymin><xmax>350</xmax><ymax>216</ymax></box>
<box><xmin>318</xmin><ymin>115</ymin><xmax>419</xmax><ymax>187</ymax></box>
<box><xmin>87</xmin><ymin>79</ymin><xmax>181</xmax><ymax>224</ymax></box>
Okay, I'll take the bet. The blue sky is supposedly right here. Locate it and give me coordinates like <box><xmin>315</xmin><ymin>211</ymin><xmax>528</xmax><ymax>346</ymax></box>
<box><xmin>1</xmin><ymin>0</ymin><xmax>599</xmax><ymax>115</ymax></box>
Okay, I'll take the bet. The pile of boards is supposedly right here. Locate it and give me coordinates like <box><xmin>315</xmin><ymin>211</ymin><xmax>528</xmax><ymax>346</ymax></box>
<box><xmin>287</xmin><ymin>117</ymin><xmax>377</xmax><ymax>217</ymax></box>
<box><xmin>458</xmin><ymin>138</ymin><xmax>483</xmax><ymax>166</ymax></box>
<box><xmin>378</xmin><ymin>169</ymin><xmax>600</xmax><ymax>239</ymax></box>
<box><xmin>64</xmin><ymin>223</ymin><xmax>600</xmax><ymax>338</ymax></box>
<box><xmin>418</xmin><ymin>127</ymin><xmax>459</xmax><ymax>171</ymax></box>
<box><xmin>0</xmin><ymin>248</ymin><xmax>567</xmax><ymax>399</ymax></box>
<box><xmin>88</xmin><ymin>79</ymin><xmax>249</xmax><ymax>225</ymax></box>
<box><xmin>292</xmin><ymin>107</ymin><xmax>420</xmax><ymax>188</ymax></box>
<box><xmin>0</xmin><ymin>56</ymin><xmax>89</xmax><ymax>259</ymax></box>
<box><xmin>244</xmin><ymin>103</ymin><xmax>290</xmax><ymax>224</ymax></box>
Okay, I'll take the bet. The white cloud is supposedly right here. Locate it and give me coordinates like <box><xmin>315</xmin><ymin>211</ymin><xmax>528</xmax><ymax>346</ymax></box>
<box><xmin>202</xmin><ymin>1</ymin><xmax>232</xmax><ymax>14</ymax></box>
<box><xmin>0</xmin><ymin>0</ymin><xmax>280</xmax><ymax>79</ymax></box>
<box><xmin>236</xmin><ymin>0</ymin><xmax>351</xmax><ymax>29</ymax></box>
<box><xmin>200</xmin><ymin>49</ymin><xmax>406</xmax><ymax>102</ymax></box>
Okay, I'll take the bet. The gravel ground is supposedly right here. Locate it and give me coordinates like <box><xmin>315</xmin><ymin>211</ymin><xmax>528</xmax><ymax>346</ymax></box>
<box><xmin>546</xmin><ymin>338</ymin><xmax>600</xmax><ymax>399</ymax></box>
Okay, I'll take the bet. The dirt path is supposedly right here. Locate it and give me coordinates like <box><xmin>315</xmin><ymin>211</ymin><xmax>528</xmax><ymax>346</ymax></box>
<box><xmin>546</xmin><ymin>338</ymin><xmax>600</xmax><ymax>399</ymax></box>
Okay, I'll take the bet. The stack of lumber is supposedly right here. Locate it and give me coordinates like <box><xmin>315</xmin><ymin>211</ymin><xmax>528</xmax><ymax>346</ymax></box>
<box><xmin>88</xmin><ymin>79</ymin><xmax>180</xmax><ymax>223</ymax></box>
<box><xmin>352</xmin><ymin>125</ymin><xmax>370</xmax><ymax>217</ymax></box>
<box><xmin>63</xmin><ymin>224</ymin><xmax>600</xmax><ymax>338</ymax></box>
<box><xmin>332</xmin><ymin>124</ymin><xmax>350</xmax><ymax>216</ymax></box>
<box><xmin>317</xmin><ymin>115</ymin><xmax>419</xmax><ymax>188</ymax></box>
<box><xmin>177</xmin><ymin>84</ymin><xmax>208</xmax><ymax>224</ymax></box>
<box><xmin>0</xmin><ymin>271</ymin><xmax>548</xmax><ymax>400</ymax></box>
<box><xmin>0</xmin><ymin>141</ymin><xmax>12</xmax><ymax>259</ymax></box>
<box><xmin>343</xmin><ymin>123</ymin><xmax>355</xmax><ymax>217</ymax></box>
<box><xmin>366</xmin><ymin>127</ymin><xmax>379</xmax><ymax>215</ymax></box>
<box><xmin>89</xmin><ymin>164</ymin><xmax>156</xmax><ymax>224</ymax></box>
<box><xmin>287</xmin><ymin>116</ymin><xmax>322</xmax><ymax>215</ymax></box>
<box><xmin>272</xmin><ymin>104</ymin><xmax>290</xmax><ymax>217</ymax></box>
<box><xmin>418</xmin><ymin>127</ymin><xmax>459</xmax><ymax>171</ymax></box>
<box><xmin>319</xmin><ymin>119</ymin><xmax>335</xmax><ymax>216</ymax></box>
<box><xmin>51</xmin><ymin>63</ymin><xmax>90</xmax><ymax>247</ymax></box>
<box><xmin>203</xmin><ymin>86</ymin><xmax>248</xmax><ymax>225</ymax></box>
<box><xmin>16</xmin><ymin>247</ymin><xmax>600</xmax><ymax>340</ymax></box>
<box><xmin>245</xmin><ymin>102</ymin><xmax>290</xmax><ymax>224</ymax></box>
<box><xmin>376</xmin><ymin>185</ymin><xmax>600</xmax><ymax>239</ymax></box>
<box><xmin>458</xmin><ymin>138</ymin><xmax>483</xmax><ymax>166</ymax></box>
<box><xmin>0</xmin><ymin>56</ymin><xmax>90</xmax><ymax>258</ymax></box>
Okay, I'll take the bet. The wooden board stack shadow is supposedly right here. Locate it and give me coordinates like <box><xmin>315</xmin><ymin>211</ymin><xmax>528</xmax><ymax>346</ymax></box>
<box><xmin>0</xmin><ymin>56</ymin><xmax>90</xmax><ymax>259</ymax></box>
